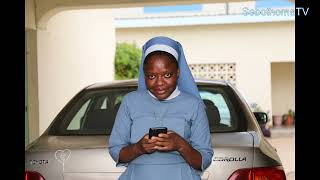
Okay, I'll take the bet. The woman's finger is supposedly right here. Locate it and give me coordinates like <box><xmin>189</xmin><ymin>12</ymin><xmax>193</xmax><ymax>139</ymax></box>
<box><xmin>155</xmin><ymin>141</ymin><xmax>171</xmax><ymax>147</ymax></box>
<box><xmin>143</xmin><ymin>143</ymin><xmax>156</xmax><ymax>148</ymax></box>
<box><xmin>154</xmin><ymin>145</ymin><xmax>170</xmax><ymax>151</ymax></box>
<box><xmin>154</xmin><ymin>141</ymin><xmax>163</xmax><ymax>147</ymax></box>
<box><xmin>158</xmin><ymin>133</ymin><xmax>169</xmax><ymax>138</ymax></box>
<box><xmin>146</xmin><ymin>138</ymin><xmax>157</xmax><ymax>143</ymax></box>
<box><xmin>143</xmin><ymin>134</ymin><xmax>150</xmax><ymax>139</ymax></box>
<box><xmin>151</xmin><ymin>136</ymin><xmax>166</xmax><ymax>142</ymax></box>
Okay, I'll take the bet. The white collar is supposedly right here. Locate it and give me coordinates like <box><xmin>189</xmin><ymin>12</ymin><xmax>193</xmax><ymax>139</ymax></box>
<box><xmin>148</xmin><ymin>86</ymin><xmax>180</xmax><ymax>101</ymax></box>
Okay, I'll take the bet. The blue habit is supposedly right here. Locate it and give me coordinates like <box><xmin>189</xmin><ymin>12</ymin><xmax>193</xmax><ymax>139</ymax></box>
<box><xmin>108</xmin><ymin>90</ymin><xmax>213</xmax><ymax>180</ymax></box>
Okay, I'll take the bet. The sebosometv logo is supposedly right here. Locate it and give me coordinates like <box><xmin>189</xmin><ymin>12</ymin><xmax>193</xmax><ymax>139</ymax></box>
<box><xmin>243</xmin><ymin>7</ymin><xmax>309</xmax><ymax>16</ymax></box>
<box><xmin>295</xmin><ymin>7</ymin><xmax>310</xmax><ymax>16</ymax></box>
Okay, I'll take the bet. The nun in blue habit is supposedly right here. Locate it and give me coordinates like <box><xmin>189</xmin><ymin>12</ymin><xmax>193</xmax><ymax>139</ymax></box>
<box><xmin>109</xmin><ymin>36</ymin><xmax>213</xmax><ymax>180</ymax></box>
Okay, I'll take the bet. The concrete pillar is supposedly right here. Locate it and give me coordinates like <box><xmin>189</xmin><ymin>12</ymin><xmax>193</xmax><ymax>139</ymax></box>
<box><xmin>26</xmin><ymin>29</ymin><xmax>40</xmax><ymax>143</ymax></box>
<box><xmin>25</xmin><ymin>0</ymin><xmax>36</xmax><ymax>30</ymax></box>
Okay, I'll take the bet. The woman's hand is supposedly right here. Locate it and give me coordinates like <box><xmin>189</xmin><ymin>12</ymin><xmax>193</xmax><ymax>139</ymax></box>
<box><xmin>151</xmin><ymin>130</ymin><xmax>186</xmax><ymax>152</ymax></box>
<box><xmin>120</xmin><ymin>131</ymin><xmax>202</xmax><ymax>170</ymax></box>
<box><xmin>119</xmin><ymin>134</ymin><xmax>157</xmax><ymax>164</ymax></box>
<box><xmin>152</xmin><ymin>130</ymin><xmax>203</xmax><ymax>170</ymax></box>
<box><xmin>136</xmin><ymin>134</ymin><xmax>157</xmax><ymax>154</ymax></box>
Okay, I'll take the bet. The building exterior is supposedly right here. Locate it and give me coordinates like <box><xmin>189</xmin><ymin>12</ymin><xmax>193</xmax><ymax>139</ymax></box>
<box><xmin>113</xmin><ymin>2</ymin><xmax>295</xmax><ymax>126</ymax></box>
<box><xmin>25</xmin><ymin>0</ymin><xmax>294</xmax><ymax>145</ymax></box>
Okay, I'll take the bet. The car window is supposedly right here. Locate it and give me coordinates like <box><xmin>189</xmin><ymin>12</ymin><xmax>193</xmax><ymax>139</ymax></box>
<box><xmin>115</xmin><ymin>95</ymin><xmax>124</xmax><ymax>105</ymax></box>
<box><xmin>67</xmin><ymin>99</ymin><xmax>91</xmax><ymax>130</ymax></box>
<box><xmin>199</xmin><ymin>86</ymin><xmax>240</xmax><ymax>132</ymax></box>
<box><xmin>49</xmin><ymin>88</ymin><xmax>135</xmax><ymax>135</ymax></box>
<box><xmin>100</xmin><ymin>97</ymin><xmax>108</xmax><ymax>109</ymax></box>
<box><xmin>200</xmin><ymin>91</ymin><xmax>231</xmax><ymax>125</ymax></box>
<box><xmin>49</xmin><ymin>85</ymin><xmax>245</xmax><ymax>135</ymax></box>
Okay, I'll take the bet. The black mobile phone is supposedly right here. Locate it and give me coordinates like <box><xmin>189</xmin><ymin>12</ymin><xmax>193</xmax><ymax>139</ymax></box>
<box><xmin>149</xmin><ymin>127</ymin><xmax>167</xmax><ymax>139</ymax></box>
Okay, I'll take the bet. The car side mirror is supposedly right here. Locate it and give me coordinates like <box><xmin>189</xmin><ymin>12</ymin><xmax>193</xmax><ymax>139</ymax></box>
<box><xmin>253</xmin><ymin>112</ymin><xmax>268</xmax><ymax>124</ymax></box>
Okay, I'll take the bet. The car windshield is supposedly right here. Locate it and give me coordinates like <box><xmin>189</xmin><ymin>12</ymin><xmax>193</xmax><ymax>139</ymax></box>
<box><xmin>48</xmin><ymin>85</ymin><xmax>246</xmax><ymax>135</ymax></box>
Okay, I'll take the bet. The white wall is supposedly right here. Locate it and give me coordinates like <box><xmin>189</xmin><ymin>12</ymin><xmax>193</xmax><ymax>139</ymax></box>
<box><xmin>116</xmin><ymin>21</ymin><xmax>295</xmax><ymax>115</ymax></box>
<box><xmin>37</xmin><ymin>9</ymin><xmax>115</xmax><ymax>134</ymax></box>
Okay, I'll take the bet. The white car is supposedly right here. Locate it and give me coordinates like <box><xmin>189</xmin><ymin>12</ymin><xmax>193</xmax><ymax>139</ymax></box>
<box><xmin>25</xmin><ymin>79</ymin><xmax>286</xmax><ymax>180</ymax></box>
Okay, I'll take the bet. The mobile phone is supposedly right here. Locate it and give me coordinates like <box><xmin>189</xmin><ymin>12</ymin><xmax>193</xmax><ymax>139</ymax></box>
<box><xmin>149</xmin><ymin>127</ymin><xmax>167</xmax><ymax>139</ymax></box>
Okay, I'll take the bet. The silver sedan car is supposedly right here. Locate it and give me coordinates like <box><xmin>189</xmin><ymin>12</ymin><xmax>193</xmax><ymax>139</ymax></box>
<box><xmin>25</xmin><ymin>79</ymin><xmax>286</xmax><ymax>180</ymax></box>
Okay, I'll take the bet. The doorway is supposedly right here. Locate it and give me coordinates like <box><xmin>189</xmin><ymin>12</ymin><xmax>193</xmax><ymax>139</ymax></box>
<box><xmin>271</xmin><ymin>62</ymin><xmax>295</xmax><ymax>117</ymax></box>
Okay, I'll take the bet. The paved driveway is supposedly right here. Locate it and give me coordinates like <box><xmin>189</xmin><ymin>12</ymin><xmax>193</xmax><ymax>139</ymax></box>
<box><xmin>265</xmin><ymin>127</ymin><xmax>295</xmax><ymax>180</ymax></box>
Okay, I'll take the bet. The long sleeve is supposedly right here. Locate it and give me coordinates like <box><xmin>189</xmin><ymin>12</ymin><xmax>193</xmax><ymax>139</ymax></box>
<box><xmin>190</xmin><ymin>101</ymin><xmax>214</xmax><ymax>171</ymax></box>
<box><xmin>108</xmin><ymin>95</ymin><xmax>131</xmax><ymax>167</ymax></box>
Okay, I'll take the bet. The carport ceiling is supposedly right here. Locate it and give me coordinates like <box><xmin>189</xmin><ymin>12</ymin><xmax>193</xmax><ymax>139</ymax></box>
<box><xmin>35</xmin><ymin>0</ymin><xmax>255</xmax><ymax>29</ymax></box>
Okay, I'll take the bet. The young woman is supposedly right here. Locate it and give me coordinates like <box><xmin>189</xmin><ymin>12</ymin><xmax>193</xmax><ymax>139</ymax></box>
<box><xmin>109</xmin><ymin>36</ymin><xmax>213</xmax><ymax>180</ymax></box>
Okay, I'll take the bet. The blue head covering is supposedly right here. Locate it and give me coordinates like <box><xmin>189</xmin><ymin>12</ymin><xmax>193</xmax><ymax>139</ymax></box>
<box><xmin>138</xmin><ymin>36</ymin><xmax>201</xmax><ymax>100</ymax></box>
